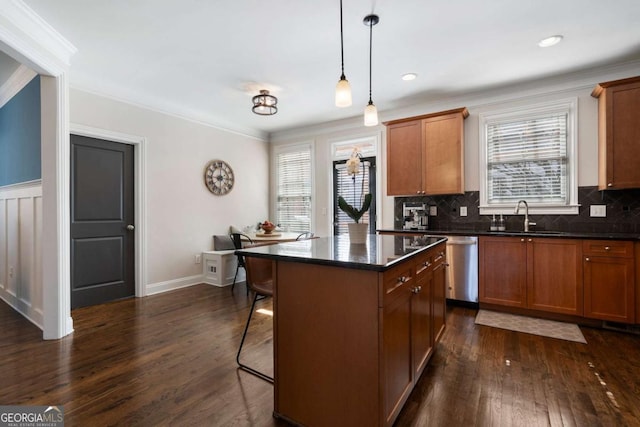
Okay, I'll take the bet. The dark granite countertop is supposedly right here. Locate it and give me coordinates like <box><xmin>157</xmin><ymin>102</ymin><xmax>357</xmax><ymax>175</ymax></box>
<box><xmin>236</xmin><ymin>235</ymin><xmax>448</xmax><ymax>272</ymax></box>
<box><xmin>377</xmin><ymin>228</ymin><xmax>640</xmax><ymax>240</ymax></box>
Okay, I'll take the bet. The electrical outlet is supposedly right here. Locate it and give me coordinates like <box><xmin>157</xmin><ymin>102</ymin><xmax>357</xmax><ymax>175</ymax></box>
<box><xmin>429</xmin><ymin>206</ymin><xmax>437</xmax><ymax>216</ymax></box>
<box><xmin>460</xmin><ymin>206</ymin><xmax>468</xmax><ymax>217</ymax></box>
<box><xmin>195</xmin><ymin>254</ymin><xmax>202</xmax><ymax>264</ymax></box>
<box><xmin>590</xmin><ymin>205</ymin><xmax>606</xmax><ymax>217</ymax></box>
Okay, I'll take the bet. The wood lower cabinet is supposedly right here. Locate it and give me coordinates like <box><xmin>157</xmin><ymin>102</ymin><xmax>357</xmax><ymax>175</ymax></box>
<box><xmin>479</xmin><ymin>236</ymin><xmax>583</xmax><ymax>315</ymax></box>
<box><xmin>583</xmin><ymin>240</ymin><xmax>635</xmax><ymax>323</ymax></box>
<box><xmin>592</xmin><ymin>76</ymin><xmax>640</xmax><ymax>190</ymax></box>
<box><xmin>381</xmin><ymin>243</ymin><xmax>446</xmax><ymax>425</ymax></box>
<box><xmin>385</xmin><ymin>108</ymin><xmax>468</xmax><ymax>196</ymax></box>
<box><xmin>273</xmin><ymin>241</ymin><xmax>447</xmax><ymax>427</ymax></box>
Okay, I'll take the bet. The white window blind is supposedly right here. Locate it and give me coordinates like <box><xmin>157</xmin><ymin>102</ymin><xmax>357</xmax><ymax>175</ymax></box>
<box><xmin>487</xmin><ymin>113</ymin><xmax>568</xmax><ymax>204</ymax></box>
<box><xmin>479</xmin><ymin>98</ymin><xmax>578</xmax><ymax>215</ymax></box>
<box><xmin>334</xmin><ymin>158</ymin><xmax>373</xmax><ymax>235</ymax></box>
<box><xmin>275</xmin><ymin>147</ymin><xmax>312</xmax><ymax>232</ymax></box>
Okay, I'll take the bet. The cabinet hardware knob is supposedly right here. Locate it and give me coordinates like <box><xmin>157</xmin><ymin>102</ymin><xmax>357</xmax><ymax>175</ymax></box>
<box><xmin>585</xmin><ymin>257</ymin><xmax>590</xmax><ymax>262</ymax></box>
<box><xmin>398</xmin><ymin>276</ymin><xmax>407</xmax><ymax>283</ymax></box>
<box><xmin>520</xmin><ymin>238</ymin><xmax>525</xmax><ymax>242</ymax></box>
<box><xmin>418</xmin><ymin>286</ymin><xmax>422</xmax><ymax>292</ymax></box>
<box><xmin>444</xmin><ymin>262</ymin><xmax>450</xmax><ymax>267</ymax></box>
<box><xmin>416</xmin><ymin>191</ymin><xmax>420</xmax><ymax>194</ymax></box>
<box><xmin>126</xmin><ymin>224</ymin><xmax>135</xmax><ymax>231</ymax></box>
<box><xmin>528</xmin><ymin>238</ymin><xmax>532</xmax><ymax>242</ymax></box>
<box><xmin>605</xmin><ymin>246</ymin><xmax>611</xmax><ymax>251</ymax></box>
<box><xmin>411</xmin><ymin>286</ymin><xmax>419</xmax><ymax>294</ymax></box>
<box><xmin>423</xmin><ymin>261</ymin><xmax>430</xmax><ymax>267</ymax></box>
<box><xmin>607</xmin><ymin>183</ymin><xmax>613</xmax><ymax>187</ymax></box>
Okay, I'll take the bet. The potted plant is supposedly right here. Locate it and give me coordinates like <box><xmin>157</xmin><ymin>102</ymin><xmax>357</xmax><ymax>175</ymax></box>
<box><xmin>338</xmin><ymin>148</ymin><xmax>372</xmax><ymax>244</ymax></box>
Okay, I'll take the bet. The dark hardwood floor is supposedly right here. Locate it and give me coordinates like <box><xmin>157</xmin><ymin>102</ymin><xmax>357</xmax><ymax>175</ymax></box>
<box><xmin>1</xmin><ymin>284</ymin><xmax>639</xmax><ymax>426</ymax></box>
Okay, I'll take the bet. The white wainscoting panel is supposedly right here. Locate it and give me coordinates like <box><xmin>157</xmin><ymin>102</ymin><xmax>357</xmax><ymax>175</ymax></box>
<box><xmin>0</xmin><ymin>181</ymin><xmax>43</xmax><ymax>328</ymax></box>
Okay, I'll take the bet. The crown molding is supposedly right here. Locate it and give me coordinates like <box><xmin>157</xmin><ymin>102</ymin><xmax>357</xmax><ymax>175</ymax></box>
<box><xmin>0</xmin><ymin>0</ymin><xmax>76</xmax><ymax>75</ymax></box>
<box><xmin>0</xmin><ymin>64</ymin><xmax>36</xmax><ymax>108</ymax></box>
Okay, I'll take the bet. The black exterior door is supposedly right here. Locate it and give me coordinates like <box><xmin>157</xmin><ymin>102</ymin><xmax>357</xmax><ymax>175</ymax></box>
<box><xmin>70</xmin><ymin>134</ymin><xmax>135</xmax><ymax>309</ymax></box>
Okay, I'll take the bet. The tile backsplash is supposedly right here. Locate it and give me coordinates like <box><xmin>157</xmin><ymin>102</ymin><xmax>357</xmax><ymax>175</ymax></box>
<box><xmin>394</xmin><ymin>186</ymin><xmax>640</xmax><ymax>234</ymax></box>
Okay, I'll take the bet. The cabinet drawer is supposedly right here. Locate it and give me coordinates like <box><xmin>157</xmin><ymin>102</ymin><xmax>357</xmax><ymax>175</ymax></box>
<box><xmin>383</xmin><ymin>264</ymin><xmax>413</xmax><ymax>305</ymax></box>
<box><xmin>583</xmin><ymin>240</ymin><xmax>634</xmax><ymax>258</ymax></box>
<box><xmin>414</xmin><ymin>251</ymin><xmax>433</xmax><ymax>276</ymax></box>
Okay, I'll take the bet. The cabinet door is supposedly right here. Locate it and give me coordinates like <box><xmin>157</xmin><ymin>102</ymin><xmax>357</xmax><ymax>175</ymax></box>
<box><xmin>479</xmin><ymin>236</ymin><xmax>527</xmax><ymax>307</ymax></box>
<box><xmin>411</xmin><ymin>268</ymin><xmax>433</xmax><ymax>379</ymax></box>
<box><xmin>386</xmin><ymin>120</ymin><xmax>423</xmax><ymax>195</ymax></box>
<box><xmin>382</xmin><ymin>285</ymin><xmax>413</xmax><ymax>425</ymax></box>
<box><xmin>432</xmin><ymin>257</ymin><xmax>447</xmax><ymax>343</ymax></box>
<box><xmin>528</xmin><ymin>239</ymin><xmax>583</xmax><ymax>315</ymax></box>
<box><xmin>584</xmin><ymin>256</ymin><xmax>635</xmax><ymax>323</ymax></box>
<box><xmin>422</xmin><ymin>113</ymin><xmax>465</xmax><ymax>195</ymax></box>
<box><xmin>598</xmin><ymin>80</ymin><xmax>640</xmax><ymax>189</ymax></box>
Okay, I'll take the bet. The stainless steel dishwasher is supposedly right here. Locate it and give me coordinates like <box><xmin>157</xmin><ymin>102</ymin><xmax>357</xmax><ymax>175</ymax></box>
<box><xmin>445</xmin><ymin>236</ymin><xmax>478</xmax><ymax>304</ymax></box>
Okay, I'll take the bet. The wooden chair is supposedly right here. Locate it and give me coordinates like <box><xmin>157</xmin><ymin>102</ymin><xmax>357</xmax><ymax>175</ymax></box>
<box><xmin>229</xmin><ymin>232</ymin><xmax>253</xmax><ymax>294</ymax></box>
<box><xmin>295</xmin><ymin>232</ymin><xmax>315</xmax><ymax>240</ymax></box>
<box><xmin>236</xmin><ymin>255</ymin><xmax>274</xmax><ymax>383</ymax></box>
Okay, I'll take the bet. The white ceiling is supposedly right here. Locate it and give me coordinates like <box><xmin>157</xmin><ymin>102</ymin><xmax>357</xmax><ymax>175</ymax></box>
<box><xmin>20</xmin><ymin>0</ymin><xmax>640</xmax><ymax>139</ymax></box>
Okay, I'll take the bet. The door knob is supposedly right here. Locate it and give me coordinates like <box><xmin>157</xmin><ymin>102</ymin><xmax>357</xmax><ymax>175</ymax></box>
<box><xmin>127</xmin><ymin>225</ymin><xmax>135</xmax><ymax>231</ymax></box>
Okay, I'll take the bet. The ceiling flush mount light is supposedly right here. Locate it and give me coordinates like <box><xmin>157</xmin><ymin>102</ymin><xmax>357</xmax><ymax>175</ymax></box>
<box><xmin>335</xmin><ymin>0</ymin><xmax>352</xmax><ymax>107</ymax></box>
<box><xmin>363</xmin><ymin>13</ymin><xmax>379</xmax><ymax>127</ymax></box>
<box><xmin>538</xmin><ymin>35</ymin><xmax>563</xmax><ymax>48</ymax></box>
<box><xmin>252</xmin><ymin>90</ymin><xmax>278</xmax><ymax>115</ymax></box>
<box><xmin>402</xmin><ymin>73</ymin><xmax>417</xmax><ymax>81</ymax></box>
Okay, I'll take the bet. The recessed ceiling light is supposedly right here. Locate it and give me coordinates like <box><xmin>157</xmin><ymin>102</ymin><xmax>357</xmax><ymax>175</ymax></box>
<box><xmin>402</xmin><ymin>73</ymin><xmax>417</xmax><ymax>81</ymax></box>
<box><xmin>538</xmin><ymin>35</ymin><xmax>563</xmax><ymax>48</ymax></box>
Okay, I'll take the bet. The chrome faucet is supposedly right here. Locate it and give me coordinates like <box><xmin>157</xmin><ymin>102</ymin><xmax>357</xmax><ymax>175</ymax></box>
<box><xmin>514</xmin><ymin>200</ymin><xmax>536</xmax><ymax>232</ymax></box>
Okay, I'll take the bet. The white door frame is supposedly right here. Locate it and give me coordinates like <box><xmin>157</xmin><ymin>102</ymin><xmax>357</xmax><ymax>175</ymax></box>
<box><xmin>0</xmin><ymin>1</ymin><xmax>77</xmax><ymax>339</ymax></box>
<box><xmin>70</xmin><ymin>125</ymin><xmax>148</xmax><ymax>298</ymax></box>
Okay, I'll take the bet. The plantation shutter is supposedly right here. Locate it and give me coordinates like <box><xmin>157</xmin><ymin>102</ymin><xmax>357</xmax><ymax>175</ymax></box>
<box><xmin>487</xmin><ymin>112</ymin><xmax>568</xmax><ymax>204</ymax></box>
<box><xmin>276</xmin><ymin>147</ymin><xmax>312</xmax><ymax>232</ymax></box>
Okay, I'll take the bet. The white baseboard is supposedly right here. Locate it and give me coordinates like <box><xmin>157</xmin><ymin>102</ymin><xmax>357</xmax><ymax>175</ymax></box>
<box><xmin>145</xmin><ymin>274</ymin><xmax>205</xmax><ymax>295</ymax></box>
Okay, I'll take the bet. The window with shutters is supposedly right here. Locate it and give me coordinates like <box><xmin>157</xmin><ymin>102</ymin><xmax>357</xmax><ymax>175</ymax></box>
<box><xmin>479</xmin><ymin>98</ymin><xmax>578</xmax><ymax>215</ymax></box>
<box><xmin>274</xmin><ymin>143</ymin><xmax>313</xmax><ymax>232</ymax></box>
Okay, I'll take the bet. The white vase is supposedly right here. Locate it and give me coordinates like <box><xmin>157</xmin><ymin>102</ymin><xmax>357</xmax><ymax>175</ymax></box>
<box><xmin>348</xmin><ymin>223</ymin><xmax>368</xmax><ymax>244</ymax></box>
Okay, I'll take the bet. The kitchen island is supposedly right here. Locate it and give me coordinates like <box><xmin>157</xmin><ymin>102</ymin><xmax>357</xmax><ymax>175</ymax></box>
<box><xmin>237</xmin><ymin>234</ymin><xmax>447</xmax><ymax>427</ymax></box>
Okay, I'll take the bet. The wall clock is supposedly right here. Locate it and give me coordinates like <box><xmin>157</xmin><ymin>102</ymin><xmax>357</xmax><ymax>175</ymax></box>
<box><xmin>204</xmin><ymin>160</ymin><xmax>235</xmax><ymax>195</ymax></box>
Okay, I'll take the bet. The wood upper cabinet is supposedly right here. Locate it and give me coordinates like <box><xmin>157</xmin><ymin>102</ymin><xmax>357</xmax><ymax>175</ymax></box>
<box><xmin>385</xmin><ymin>108</ymin><xmax>468</xmax><ymax>196</ymax></box>
<box><xmin>592</xmin><ymin>76</ymin><xmax>640</xmax><ymax>190</ymax></box>
<box><xmin>479</xmin><ymin>236</ymin><xmax>583</xmax><ymax>315</ymax></box>
<box><xmin>583</xmin><ymin>240</ymin><xmax>635</xmax><ymax>323</ymax></box>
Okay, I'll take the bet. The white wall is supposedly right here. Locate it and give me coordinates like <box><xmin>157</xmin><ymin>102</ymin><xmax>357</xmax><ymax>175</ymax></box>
<box><xmin>270</xmin><ymin>62</ymin><xmax>640</xmax><ymax>234</ymax></box>
<box><xmin>69</xmin><ymin>89</ymin><xmax>270</xmax><ymax>292</ymax></box>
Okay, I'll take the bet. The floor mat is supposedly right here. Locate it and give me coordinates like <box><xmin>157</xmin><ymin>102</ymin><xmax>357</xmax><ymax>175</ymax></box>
<box><xmin>475</xmin><ymin>309</ymin><xmax>587</xmax><ymax>344</ymax></box>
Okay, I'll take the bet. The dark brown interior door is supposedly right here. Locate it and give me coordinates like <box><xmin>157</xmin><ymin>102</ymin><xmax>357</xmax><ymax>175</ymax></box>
<box><xmin>70</xmin><ymin>134</ymin><xmax>134</xmax><ymax>309</ymax></box>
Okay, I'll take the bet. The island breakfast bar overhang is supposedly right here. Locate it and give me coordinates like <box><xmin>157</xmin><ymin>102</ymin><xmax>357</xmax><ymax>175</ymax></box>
<box><xmin>236</xmin><ymin>234</ymin><xmax>448</xmax><ymax>427</ymax></box>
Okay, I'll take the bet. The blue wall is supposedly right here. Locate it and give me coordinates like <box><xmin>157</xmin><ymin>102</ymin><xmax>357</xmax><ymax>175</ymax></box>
<box><xmin>0</xmin><ymin>75</ymin><xmax>41</xmax><ymax>186</ymax></box>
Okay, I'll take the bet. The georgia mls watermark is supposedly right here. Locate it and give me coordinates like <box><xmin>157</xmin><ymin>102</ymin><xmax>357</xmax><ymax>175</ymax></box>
<box><xmin>0</xmin><ymin>406</ymin><xmax>64</xmax><ymax>427</ymax></box>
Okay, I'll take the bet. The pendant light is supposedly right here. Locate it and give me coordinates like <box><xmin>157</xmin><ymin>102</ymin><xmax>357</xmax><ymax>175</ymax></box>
<box><xmin>335</xmin><ymin>0</ymin><xmax>352</xmax><ymax>107</ymax></box>
<box><xmin>363</xmin><ymin>14</ymin><xmax>379</xmax><ymax>126</ymax></box>
<box><xmin>252</xmin><ymin>90</ymin><xmax>278</xmax><ymax>115</ymax></box>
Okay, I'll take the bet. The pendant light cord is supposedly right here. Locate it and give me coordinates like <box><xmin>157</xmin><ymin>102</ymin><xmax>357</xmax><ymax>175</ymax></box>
<box><xmin>368</xmin><ymin>16</ymin><xmax>373</xmax><ymax>104</ymax></box>
<box><xmin>340</xmin><ymin>0</ymin><xmax>346</xmax><ymax>79</ymax></box>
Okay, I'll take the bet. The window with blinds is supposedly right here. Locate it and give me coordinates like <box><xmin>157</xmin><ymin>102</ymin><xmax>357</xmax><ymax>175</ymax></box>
<box><xmin>487</xmin><ymin>113</ymin><xmax>568</xmax><ymax>203</ymax></box>
<box><xmin>275</xmin><ymin>146</ymin><xmax>312</xmax><ymax>232</ymax></box>
<box><xmin>479</xmin><ymin>98</ymin><xmax>578</xmax><ymax>214</ymax></box>
<box><xmin>333</xmin><ymin>157</ymin><xmax>376</xmax><ymax>235</ymax></box>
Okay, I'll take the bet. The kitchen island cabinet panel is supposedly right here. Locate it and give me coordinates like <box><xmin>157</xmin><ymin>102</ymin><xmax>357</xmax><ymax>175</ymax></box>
<box><xmin>275</xmin><ymin>262</ymin><xmax>380</xmax><ymax>426</ymax></box>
